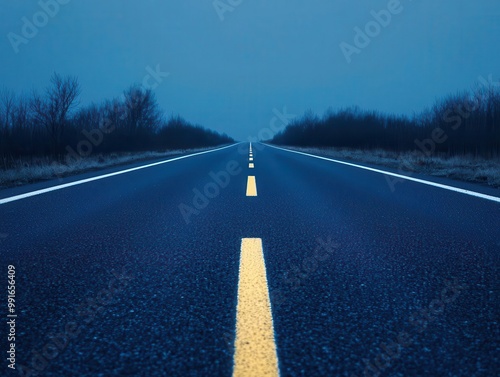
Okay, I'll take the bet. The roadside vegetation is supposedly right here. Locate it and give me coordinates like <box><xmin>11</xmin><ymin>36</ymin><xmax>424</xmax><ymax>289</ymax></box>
<box><xmin>280</xmin><ymin>146</ymin><xmax>500</xmax><ymax>187</ymax></box>
<box><xmin>270</xmin><ymin>79</ymin><xmax>500</xmax><ymax>186</ymax></box>
<box><xmin>0</xmin><ymin>73</ymin><xmax>234</xmax><ymax>186</ymax></box>
<box><xmin>0</xmin><ymin>148</ymin><xmax>223</xmax><ymax>188</ymax></box>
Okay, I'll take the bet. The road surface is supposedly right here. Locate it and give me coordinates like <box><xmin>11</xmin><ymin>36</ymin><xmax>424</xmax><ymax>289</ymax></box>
<box><xmin>0</xmin><ymin>143</ymin><xmax>498</xmax><ymax>377</ymax></box>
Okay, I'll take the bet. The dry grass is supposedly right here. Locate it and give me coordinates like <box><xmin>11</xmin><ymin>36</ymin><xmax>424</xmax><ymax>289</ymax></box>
<box><xmin>0</xmin><ymin>148</ymin><xmax>217</xmax><ymax>188</ymax></box>
<box><xmin>283</xmin><ymin>146</ymin><xmax>500</xmax><ymax>188</ymax></box>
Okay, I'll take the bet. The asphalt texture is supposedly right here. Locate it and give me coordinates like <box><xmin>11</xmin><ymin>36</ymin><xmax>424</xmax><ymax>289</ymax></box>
<box><xmin>0</xmin><ymin>143</ymin><xmax>498</xmax><ymax>377</ymax></box>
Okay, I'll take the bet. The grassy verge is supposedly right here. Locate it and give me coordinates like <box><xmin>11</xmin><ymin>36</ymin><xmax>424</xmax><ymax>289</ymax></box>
<box><xmin>277</xmin><ymin>146</ymin><xmax>500</xmax><ymax>188</ymax></box>
<box><xmin>0</xmin><ymin>147</ymin><xmax>227</xmax><ymax>189</ymax></box>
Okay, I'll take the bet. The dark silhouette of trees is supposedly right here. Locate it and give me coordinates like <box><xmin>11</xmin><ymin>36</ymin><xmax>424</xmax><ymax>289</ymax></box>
<box><xmin>30</xmin><ymin>73</ymin><xmax>80</xmax><ymax>155</ymax></box>
<box><xmin>122</xmin><ymin>85</ymin><xmax>162</xmax><ymax>134</ymax></box>
<box><xmin>0</xmin><ymin>90</ymin><xmax>16</xmax><ymax>160</ymax></box>
<box><xmin>0</xmin><ymin>73</ymin><xmax>234</xmax><ymax>169</ymax></box>
<box><xmin>157</xmin><ymin>116</ymin><xmax>233</xmax><ymax>149</ymax></box>
<box><xmin>271</xmin><ymin>81</ymin><xmax>500</xmax><ymax>159</ymax></box>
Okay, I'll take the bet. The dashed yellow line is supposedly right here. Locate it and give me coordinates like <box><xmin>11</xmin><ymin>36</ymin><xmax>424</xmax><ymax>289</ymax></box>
<box><xmin>233</xmin><ymin>238</ymin><xmax>279</xmax><ymax>377</ymax></box>
<box><xmin>246</xmin><ymin>176</ymin><xmax>257</xmax><ymax>196</ymax></box>
<box><xmin>249</xmin><ymin>157</ymin><xmax>254</xmax><ymax>161</ymax></box>
<box><xmin>249</xmin><ymin>163</ymin><xmax>254</xmax><ymax>169</ymax></box>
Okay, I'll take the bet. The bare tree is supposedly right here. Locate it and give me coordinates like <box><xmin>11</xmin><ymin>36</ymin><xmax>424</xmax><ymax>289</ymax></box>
<box><xmin>0</xmin><ymin>89</ymin><xmax>16</xmax><ymax>132</ymax></box>
<box><xmin>73</xmin><ymin>103</ymin><xmax>102</xmax><ymax>131</ymax></box>
<box><xmin>0</xmin><ymin>90</ymin><xmax>16</xmax><ymax>159</ymax></box>
<box><xmin>30</xmin><ymin>73</ymin><xmax>80</xmax><ymax>155</ymax></box>
<box><xmin>12</xmin><ymin>95</ymin><xmax>31</xmax><ymax>131</ymax></box>
<box><xmin>123</xmin><ymin>85</ymin><xmax>162</xmax><ymax>133</ymax></box>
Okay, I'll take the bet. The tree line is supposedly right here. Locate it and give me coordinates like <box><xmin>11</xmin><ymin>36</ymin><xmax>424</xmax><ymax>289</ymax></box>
<box><xmin>271</xmin><ymin>81</ymin><xmax>500</xmax><ymax>159</ymax></box>
<box><xmin>0</xmin><ymin>73</ymin><xmax>234</xmax><ymax>168</ymax></box>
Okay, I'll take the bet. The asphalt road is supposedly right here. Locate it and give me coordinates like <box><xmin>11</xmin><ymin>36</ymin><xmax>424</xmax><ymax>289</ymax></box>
<box><xmin>0</xmin><ymin>143</ymin><xmax>499</xmax><ymax>377</ymax></box>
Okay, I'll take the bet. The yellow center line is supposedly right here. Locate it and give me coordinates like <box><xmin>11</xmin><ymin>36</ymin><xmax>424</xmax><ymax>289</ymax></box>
<box><xmin>246</xmin><ymin>176</ymin><xmax>257</xmax><ymax>196</ymax></box>
<box><xmin>249</xmin><ymin>163</ymin><xmax>254</xmax><ymax>169</ymax></box>
<box><xmin>233</xmin><ymin>238</ymin><xmax>279</xmax><ymax>377</ymax></box>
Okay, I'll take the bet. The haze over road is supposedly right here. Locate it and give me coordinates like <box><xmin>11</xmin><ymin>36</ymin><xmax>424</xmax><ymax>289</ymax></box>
<box><xmin>1</xmin><ymin>143</ymin><xmax>498</xmax><ymax>376</ymax></box>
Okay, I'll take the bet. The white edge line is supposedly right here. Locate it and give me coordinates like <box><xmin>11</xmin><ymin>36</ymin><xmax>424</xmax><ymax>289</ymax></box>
<box><xmin>263</xmin><ymin>143</ymin><xmax>500</xmax><ymax>204</ymax></box>
<box><xmin>0</xmin><ymin>143</ymin><xmax>242</xmax><ymax>205</ymax></box>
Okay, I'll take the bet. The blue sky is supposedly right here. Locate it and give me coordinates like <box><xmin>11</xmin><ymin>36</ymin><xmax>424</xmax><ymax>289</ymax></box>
<box><xmin>1</xmin><ymin>0</ymin><xmax>499</xmax><ymax>140</ymax></box>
